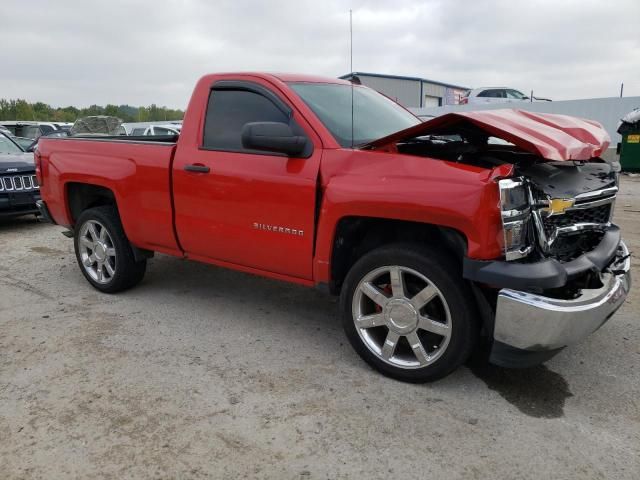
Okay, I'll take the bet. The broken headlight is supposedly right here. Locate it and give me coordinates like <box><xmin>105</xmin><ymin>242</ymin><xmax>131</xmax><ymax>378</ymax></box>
<box><xmin>498</xmin><ymin>178</ymin><xmax>533</xmax><ymax>261</ymax></box>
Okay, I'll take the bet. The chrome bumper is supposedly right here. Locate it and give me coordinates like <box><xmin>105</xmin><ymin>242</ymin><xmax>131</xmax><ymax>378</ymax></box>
<box><xmin>493</xmin><ymin>242</ymin><xmax>631</xmax><ymax>352</ymax></box>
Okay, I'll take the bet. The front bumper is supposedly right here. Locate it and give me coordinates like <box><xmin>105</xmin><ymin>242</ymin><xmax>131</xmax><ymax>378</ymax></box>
<box><xmin>464</xmin><ymin>226</ymin><xmax>623</xmax><ymax>291</ymax></box>
<box><xmin>35</xmin><ymin>199</ymin><xmax>55</xmax><ymax>223</ymax></box>
<box><xmin>0</xmin><ymin>191</ymin><xmax>41</xmax><ymax>217</ymax></box>
<box><xmin>491</xmin><ymin>246</ymin><xmax>630</xmax><ymax>366</ymax></box>
<box><xmin>465</xmin><ymin>236</ymin><xmax>631</xmax><ymax>368</ymax></box>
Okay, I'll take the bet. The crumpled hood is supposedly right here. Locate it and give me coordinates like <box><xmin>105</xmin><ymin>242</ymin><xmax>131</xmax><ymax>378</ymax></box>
<box><xmin>364</xmin><ymin>109</ymin><xmax>610</xmax><ymax>161</ymax></box>
<box><xmin>0</xmin><ymin>152</ymin><xmax>35</xmax><ymax>172</ymax></box>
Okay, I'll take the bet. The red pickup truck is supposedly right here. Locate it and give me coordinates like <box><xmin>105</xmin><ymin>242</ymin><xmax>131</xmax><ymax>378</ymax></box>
<box><xmin>36</xmin><ymin>73</ymin><xmax>631</xmax><ymax>382</ymax></box>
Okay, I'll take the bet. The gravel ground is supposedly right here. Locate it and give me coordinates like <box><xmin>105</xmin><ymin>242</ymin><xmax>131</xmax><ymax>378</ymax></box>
<box><xmin>1</xmin><ymin>176</ymin><xmax>639</xmax><ymax>479</ymax></box>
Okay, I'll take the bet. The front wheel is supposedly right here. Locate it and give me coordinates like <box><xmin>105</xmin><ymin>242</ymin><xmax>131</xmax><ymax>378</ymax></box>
<box><xmin>340</xmin><ymin>244</ymin><xmax>478</xmax><ymax>383</ymax></box>
<box><xmin>74</xmin><ymin>206</ymin><xmax>146</xmax><ymax>293</ymax></box>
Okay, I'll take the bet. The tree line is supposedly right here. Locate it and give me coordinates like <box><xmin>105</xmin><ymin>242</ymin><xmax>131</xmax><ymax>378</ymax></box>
<box><xmin>0</xmin><ymin>99</ymin><xmax>184</xmax><ymax>123</ymax></box>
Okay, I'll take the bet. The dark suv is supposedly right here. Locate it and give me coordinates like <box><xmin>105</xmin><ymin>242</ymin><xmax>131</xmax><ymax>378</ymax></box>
<box><xmin>0</xmin><ymin>132</ymin><xmax>40</xmax><ymax>217</ymax></box>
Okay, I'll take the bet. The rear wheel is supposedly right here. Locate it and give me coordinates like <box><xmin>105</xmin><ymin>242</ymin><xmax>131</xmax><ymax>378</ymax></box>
<box><xmin>340</xmin><ymin>243</ymin><xmax>478</xmax><ymax>382</ymax></box>
<box><xmin>74</xmin><ymin>206</ymin><xmax>146</xmax><ymax>293</ymax></box>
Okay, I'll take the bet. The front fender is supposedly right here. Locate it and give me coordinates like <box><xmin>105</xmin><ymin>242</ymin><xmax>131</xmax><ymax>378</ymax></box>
<box><xmin>312</xmin><ymin>149</ymin><xmax>508</xmax><ymax>284</ymax></box>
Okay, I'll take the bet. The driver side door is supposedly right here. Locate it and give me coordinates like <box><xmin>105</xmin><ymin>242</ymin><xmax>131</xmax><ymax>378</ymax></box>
<box><xmin>172</xmin><ymin>80</ymin><xmax>322</xmax><ymax>280</ymax></box>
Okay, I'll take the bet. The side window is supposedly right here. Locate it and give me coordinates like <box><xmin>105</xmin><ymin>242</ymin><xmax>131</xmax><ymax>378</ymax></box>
<box><xmin>479</xmin><ymin>89</ymin><xmax>504</xmax><ymax>98</ymax></box>
<box><xmin>131</xmin><ymin>128</ymin><xmax>145</xmax><ymax>136</ymax></box>
<box><xmin>153</xmin><ymin>126</ymin><xmax>175</xmax><ymax>135</ymax></box>
<box><xmin>23</xmin><ymin>125</ymin><xmax>41</xmax><ymax>138</ymax></box>
<box><xmin>203</xmin><ymin>89</ymin><xmax>289</xmax><ymax>151</ymax></box>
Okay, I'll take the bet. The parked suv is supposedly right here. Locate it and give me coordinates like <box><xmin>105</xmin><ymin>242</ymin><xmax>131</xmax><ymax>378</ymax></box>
<box><xmin>0</xmin><ymin>131</ymin><xmax>40</xmax><ymax>217</ymax></box>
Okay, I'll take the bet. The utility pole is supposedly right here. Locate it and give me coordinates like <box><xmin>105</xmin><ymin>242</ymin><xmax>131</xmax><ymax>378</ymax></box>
<box><xmin>350</xmin><ymin>9</ymin><xmax>354</xmax><ymax>149</ymax></box>
<box><xmin>350</xmin><ymin>9</ymin><xmax>353</xmax><ymax>75</ymax></box>
<box><xmin>620</xmin><ymin>83</ymin><xmax>624</xmax><ymax>98</ymax></box>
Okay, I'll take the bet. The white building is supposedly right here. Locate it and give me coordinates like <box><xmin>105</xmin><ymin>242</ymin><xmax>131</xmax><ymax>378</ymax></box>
<box><xmin>340</xmin><ymin>72</ymin><xmax>469</xmax><ymax>108</ymax></box>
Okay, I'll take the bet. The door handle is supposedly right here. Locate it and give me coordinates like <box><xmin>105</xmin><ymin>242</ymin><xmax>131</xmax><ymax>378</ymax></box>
<box><xmin>184</xmin><ymin>164</ymin><xmax>210</xmax><ymax>173</ymax></box>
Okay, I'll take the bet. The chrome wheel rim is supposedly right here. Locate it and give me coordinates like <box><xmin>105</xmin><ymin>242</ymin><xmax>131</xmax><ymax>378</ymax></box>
<box><xmin>78</xmin><ymin>220</ymin><xmax>116</xmax><ymax>284</ymax></box>
<box><xmin>352</xmin><ymin>265</ymin><xmax>452</xmax><ymax>369</ymax></box>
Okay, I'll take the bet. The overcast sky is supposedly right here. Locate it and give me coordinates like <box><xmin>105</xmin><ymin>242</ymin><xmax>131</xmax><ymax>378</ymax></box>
<box><xmin>1</xmin><ymin>0</ymin><xmax>638</xmax><ymax>108</ymax></box>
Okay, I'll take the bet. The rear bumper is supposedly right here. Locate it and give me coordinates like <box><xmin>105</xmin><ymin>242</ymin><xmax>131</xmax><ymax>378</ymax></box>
<box><xmin>488</xmin><ymin>242</ymin><xmax>631</xmax><ymax>367</ymax></box>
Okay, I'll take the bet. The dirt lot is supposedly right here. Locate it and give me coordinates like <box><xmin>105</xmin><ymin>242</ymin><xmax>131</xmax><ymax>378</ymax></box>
<box><xmin>1</xmin><ymin>176</ymin><xmax>639</xmax><ymax>479</ymax></box>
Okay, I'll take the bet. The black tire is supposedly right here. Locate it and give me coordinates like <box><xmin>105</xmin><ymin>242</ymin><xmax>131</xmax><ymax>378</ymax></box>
<box><xmin>340</xmin><ymin>243</ymin><xmax>478</xmax><ymax>383</ymax></box>
<box><xmin>74</xmin><ymin>206</ymin><xmax>146</xmax><ymax>293</ymax></box>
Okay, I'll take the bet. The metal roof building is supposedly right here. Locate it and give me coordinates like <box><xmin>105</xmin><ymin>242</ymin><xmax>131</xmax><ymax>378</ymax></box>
<box><xmin>339</xmin><ymin>72</ymin><xmax>469</xmax><ymax>108</ymax></box>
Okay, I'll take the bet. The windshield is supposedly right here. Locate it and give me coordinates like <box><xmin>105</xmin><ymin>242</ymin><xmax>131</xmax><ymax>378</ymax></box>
<box><xmin>506</xmin><ymin>89</ymin><xmax>527</xmax><ymax>100</ymax></box>
<box><xmin>289</xmin><ymin>83</ymin><xmax>420</xmax><ymax>147</ymax></box>
<box><xmin>13</xmin><ymin>137</ymin><xmax>33</xmax><ymax>149</ymax></box>
<box><xmin>0</xmin><ymin>133</ymin><xmax>23</xmax><ymax>154</ymax></box>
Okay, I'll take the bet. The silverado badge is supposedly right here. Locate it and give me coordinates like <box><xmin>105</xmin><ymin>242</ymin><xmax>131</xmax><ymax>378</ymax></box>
<box><xmin>253</xmin><ymin>222</ymin><xmax>304</xmax><ymax>237</ymax></box>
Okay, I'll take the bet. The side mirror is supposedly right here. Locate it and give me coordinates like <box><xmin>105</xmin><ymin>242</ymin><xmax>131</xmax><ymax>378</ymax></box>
<box><xmin>241</xmin><ymin>122</ymin><xmax>308</xmax><ymax>157</ymax></box>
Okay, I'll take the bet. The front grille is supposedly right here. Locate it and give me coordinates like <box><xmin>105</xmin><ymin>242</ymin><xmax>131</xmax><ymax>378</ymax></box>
<box><xmin>551</xmin><ymin>231</ymin><xmax>605</xmax><ymax>262</ymax></box>
<box><xmin>539</xmin><ymin>196</ymin><xmax>614</xmax><ymax>262</ymax></box>
<box><xmin>0</xmin><ymin>174</ymin><xmax>39</xmax><ymax>192</ymax></box>
<box><xmin>543</xmin><ymin>203</ymin><xmax>612</xmax><ymax>237</ymax></box>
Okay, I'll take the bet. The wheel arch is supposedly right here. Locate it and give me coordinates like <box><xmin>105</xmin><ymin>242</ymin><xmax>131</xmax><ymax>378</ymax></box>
<box><xmin>65</xmin><ymin>182</ymin><xmax>118</xmax><ymax>225</ymax></box>
<box><xmin>328</xmin><ymin>216</ymin><xmax>468</xmax><ymax>295</ymax></box>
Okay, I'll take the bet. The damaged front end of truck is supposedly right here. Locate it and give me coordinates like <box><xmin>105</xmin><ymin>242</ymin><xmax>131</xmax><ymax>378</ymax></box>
<box><xmin>365</xmin><ymin>109</ymin><xmax>632</xmax><ymax>367</ymax></box>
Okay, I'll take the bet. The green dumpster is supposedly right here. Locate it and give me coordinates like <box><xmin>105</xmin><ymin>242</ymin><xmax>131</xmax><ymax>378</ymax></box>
<box><xmin>618</xmin><ymin>108</ymin><xmax>640</xmax><ymax>172</ymax></box>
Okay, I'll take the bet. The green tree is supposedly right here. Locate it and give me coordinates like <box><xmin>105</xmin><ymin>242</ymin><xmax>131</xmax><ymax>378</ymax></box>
<box><xmin>32</xmin><ymin>102</ymin><xmax>53</xmax><ymax>121</ymax></box>
<box><xmin>137</xmin><ymin>106</ymin><xmax>150</xmax><ymax>122</ymax></box>
<box><xmin>104</xmin><ymin>104</ymin><xmax>120</xmax><ymax>118</ymax></box>
<box><xmin>0</xmin><ymin>98</ymin><xmax>184</xmax><ymax>123</ymax></box>
<box><xmin>0</xmin><ymin>99</ymin><xmax>14</xmax><ymax>120</ymax></box>
<box><xmin>15</xmin><ymin>100</ymin><xmax>35</xmax><ymax>121</ymax></box>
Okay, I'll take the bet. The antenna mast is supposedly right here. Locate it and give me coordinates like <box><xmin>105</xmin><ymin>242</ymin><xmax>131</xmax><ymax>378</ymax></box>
<box><xmin>350</xmin><ymin>9</ymin><xmax>354</xmax><ymax>148</ymax></box>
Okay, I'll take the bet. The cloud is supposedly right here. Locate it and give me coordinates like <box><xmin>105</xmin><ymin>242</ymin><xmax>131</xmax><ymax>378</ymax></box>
<box><xmin>0</xmin><ymin>0</ymin><xmax>638</xmax><ymax>108</ymax></box>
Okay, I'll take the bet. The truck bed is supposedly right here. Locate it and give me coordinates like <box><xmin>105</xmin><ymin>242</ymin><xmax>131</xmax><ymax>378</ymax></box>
<box><xmin>38</xmin><ymin>136</ymin><xmax>181</xmax><ymax>256</ymax></box>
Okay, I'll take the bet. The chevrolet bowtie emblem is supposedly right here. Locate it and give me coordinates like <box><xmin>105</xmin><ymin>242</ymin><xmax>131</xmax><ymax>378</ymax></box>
<box><xmin>544</xmin><ymin>198</ymin><xmax>575</xmax><ymax>216</ymax></box>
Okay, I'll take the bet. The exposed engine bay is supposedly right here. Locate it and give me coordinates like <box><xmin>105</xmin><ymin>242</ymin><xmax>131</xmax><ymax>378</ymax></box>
<box><xmin>396</xmin><ymin>133</ymin><xmax>540</xmax><ymax>169</ymax></box>
<box><xmin>383</xmin><ymin>113</ymin><xmax>620</xmax><ymax>300</ymax></box>
<box><xmin>395</xmin><ymin>125</ymin><xmax>618</xmax><ymax>264</ymax></box>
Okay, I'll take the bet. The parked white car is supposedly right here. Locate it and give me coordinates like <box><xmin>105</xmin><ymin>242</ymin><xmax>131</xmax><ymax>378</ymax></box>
<box><xmin>460</xmin><ymin>87</ymin><xmax>551</xmax><ymax>105</ymax></box>
<box><xmin>121</xmin><ymin>121</ymin><xmax>182</xmax><ymax>136</ymax></box>
<box><xmin>135</xmin><ymin>125</ymin><xmax>180</xmax><ymax>136</ymax></box>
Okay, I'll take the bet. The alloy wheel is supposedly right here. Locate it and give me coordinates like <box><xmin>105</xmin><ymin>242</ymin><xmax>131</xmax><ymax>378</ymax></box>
<box><xmin>352</xmin><ymin>265</ymin><xmax>452</xmax><ymax>369</ymax></box>
<box><xmin>78</xmin><ymin>220</ymin><xmax>117</xmax><ymax>284</ymax></box>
